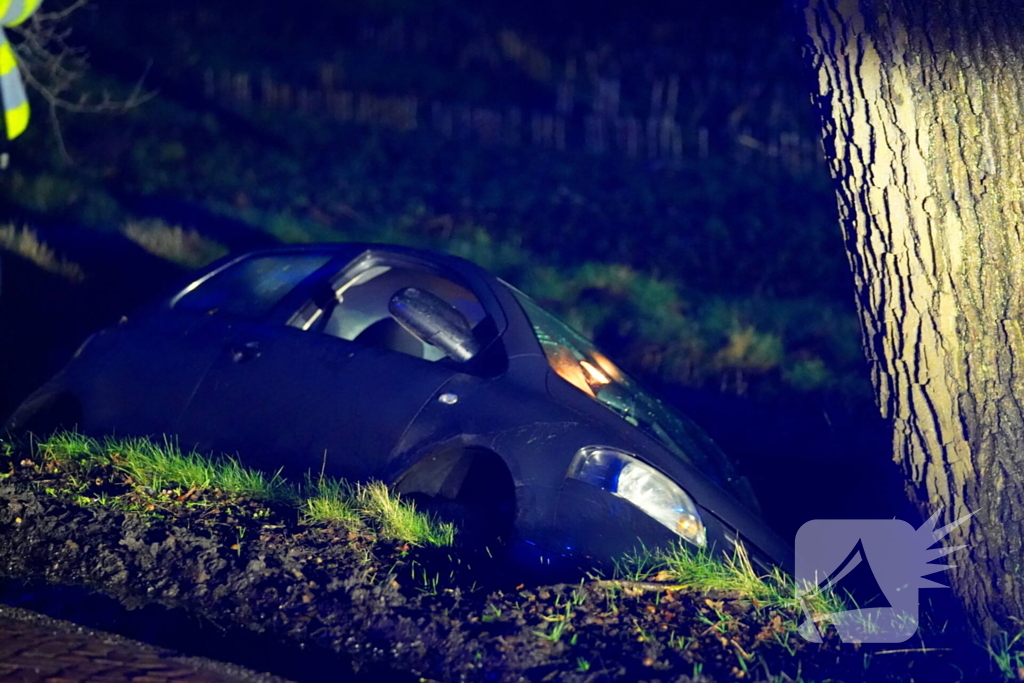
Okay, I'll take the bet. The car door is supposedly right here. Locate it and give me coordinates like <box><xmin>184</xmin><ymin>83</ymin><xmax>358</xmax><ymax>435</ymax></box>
<box><xmin>175</xmin><ymin>252</ymin><xmax>500</xmax><ymax>484</ymax></box>
<box><xmin>77</xmin><ymin>251</ymin><xmax>334</xmax><ymax>437</ymax></box>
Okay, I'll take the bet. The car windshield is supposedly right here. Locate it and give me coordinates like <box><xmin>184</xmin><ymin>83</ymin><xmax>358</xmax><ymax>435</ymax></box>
<box><xmin>507</xmin><ymin>286</ymin><xmax>756</xmax><ymax>507</ymax></box>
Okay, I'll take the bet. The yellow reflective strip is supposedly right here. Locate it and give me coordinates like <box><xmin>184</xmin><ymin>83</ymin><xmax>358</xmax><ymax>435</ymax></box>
<box><xmin>0</xmin><ymin>41</ymin><xmax>15</xmax><ymax>76</ymax></box>
<box><xmin>12</xmin><ymin>0</ymin><xmax>41</xmax><ymax>26</ymax></box>
<box><xmin>0</xmin><ymin>1</ymin><xmax>13</xmax><ymax>23</ymax></box>
<box><xmin>5</xmin><ymin>99</ymin><xmax>28</xmax><ymax>139</ymax></box>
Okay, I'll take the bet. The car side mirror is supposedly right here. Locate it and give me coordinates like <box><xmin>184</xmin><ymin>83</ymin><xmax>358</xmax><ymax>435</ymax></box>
<box><xmin>388</xmin><ymin>287</ymin><xmax>481</xmax><ymax>362</ymax></box>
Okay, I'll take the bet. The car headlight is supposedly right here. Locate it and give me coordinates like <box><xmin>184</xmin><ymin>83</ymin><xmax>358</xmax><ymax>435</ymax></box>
<box><xmin>567</xmin><ymin>446</ymin><xmax>706</xmax><ymax>547</ymax></box>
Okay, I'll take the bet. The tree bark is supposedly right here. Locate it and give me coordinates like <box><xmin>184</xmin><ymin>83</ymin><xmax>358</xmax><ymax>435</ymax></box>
<box><xmin>799</xmin><ymin>0</ymin><xmax>1024</xmax><ymax>634</ymax></box>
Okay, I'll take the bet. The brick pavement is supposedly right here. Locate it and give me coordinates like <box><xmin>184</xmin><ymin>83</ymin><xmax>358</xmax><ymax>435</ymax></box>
<box><xmin>0</xmin><ymin>607</ymin><xmax>291</xmax><ymax>683</ymax></box>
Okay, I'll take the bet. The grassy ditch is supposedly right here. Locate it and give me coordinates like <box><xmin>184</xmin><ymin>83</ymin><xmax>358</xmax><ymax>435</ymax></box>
<box><xmin>0</xmin><ymin>432</ymin><xmax>1012</xmax><ymax>682</ymax></box>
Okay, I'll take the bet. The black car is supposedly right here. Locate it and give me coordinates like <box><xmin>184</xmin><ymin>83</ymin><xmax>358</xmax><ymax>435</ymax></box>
<box><xmin>6</xmin><ymin>243</ymin><xmax>791</xmax><ymax>571</ymax></box>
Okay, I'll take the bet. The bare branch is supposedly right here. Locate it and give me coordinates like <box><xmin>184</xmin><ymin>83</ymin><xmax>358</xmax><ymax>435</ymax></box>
<box><xmin>5</xmin><ymin>0</ymin><xmax>154</xmax><ymax>159</ymax></box>
<box><xmin>33</xmin><ymin>0</ymin><xmax>91</xmax><ymax>23</ymax></box>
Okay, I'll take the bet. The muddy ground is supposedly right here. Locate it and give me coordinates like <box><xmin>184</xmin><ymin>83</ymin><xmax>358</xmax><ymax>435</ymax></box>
<box><xmin>0</xmin><ymin>445</ymin><xmax>1002</xmax><ymax>683</ymax></box>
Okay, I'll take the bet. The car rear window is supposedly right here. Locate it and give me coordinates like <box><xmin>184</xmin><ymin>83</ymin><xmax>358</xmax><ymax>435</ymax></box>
<box><xmin>174</xmin><ymin>253</ymin><xmax>331</xmax><ymax>319</ymax></box>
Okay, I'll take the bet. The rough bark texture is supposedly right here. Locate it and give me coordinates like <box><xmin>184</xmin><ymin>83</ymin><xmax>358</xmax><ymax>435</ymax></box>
<box><xmin>799</xmin><ymin>0</ymin><xmax>1024</xmax><ymax>634</ymax></box>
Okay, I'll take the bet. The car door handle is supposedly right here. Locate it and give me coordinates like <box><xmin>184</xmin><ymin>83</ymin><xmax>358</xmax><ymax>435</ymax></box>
<box><xmin>229</xmin><ymin>341</ymin><xmax>261</xmax><ymax>363</ymax></box>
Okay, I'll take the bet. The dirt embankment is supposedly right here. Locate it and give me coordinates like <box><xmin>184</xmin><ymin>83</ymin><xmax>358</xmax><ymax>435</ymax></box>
<box><xmin>0</xmin><ymin>452</ymin><xmax>993</xmax><ymax>683</ymax></box>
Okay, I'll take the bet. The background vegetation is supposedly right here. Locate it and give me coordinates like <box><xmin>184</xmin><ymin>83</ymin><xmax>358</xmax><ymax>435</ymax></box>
<box><xmin>0</xmin><ymin>0</ymin><xmax>902</xmax><ymax>538</ymax></box>
<box><xmin>0</xmin><ymin>0</ymin><xmax>864</xmax><ymax>397</ymax></box>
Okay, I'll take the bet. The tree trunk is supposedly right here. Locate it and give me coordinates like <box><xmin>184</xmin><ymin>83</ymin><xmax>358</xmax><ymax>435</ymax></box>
<box><xmin>798</xmin><ymin>0</ymin><xmax>1024</xmax><ymax>634</ymax></box>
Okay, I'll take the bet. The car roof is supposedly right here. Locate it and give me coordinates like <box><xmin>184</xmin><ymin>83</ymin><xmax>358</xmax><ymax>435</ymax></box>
<box><xmin>209</xmin><ymin>242</ymin><xmax>484</xmax><ymax>270</ymax></box>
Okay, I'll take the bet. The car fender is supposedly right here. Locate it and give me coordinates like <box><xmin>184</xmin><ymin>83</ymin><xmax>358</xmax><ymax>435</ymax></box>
<box><xmin>385</xmin><ymin>357</ymin><xmax>583</xmax><ymax>542</ymax></box>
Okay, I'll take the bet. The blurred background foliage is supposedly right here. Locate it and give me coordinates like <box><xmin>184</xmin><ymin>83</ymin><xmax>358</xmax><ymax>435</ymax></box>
<box><xmin>0</xmin><ymin>0</ymin><xmax>873</xmax><ymax>409</ymax></box>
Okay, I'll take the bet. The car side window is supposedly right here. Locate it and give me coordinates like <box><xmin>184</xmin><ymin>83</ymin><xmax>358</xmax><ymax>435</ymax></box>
<box><xmin>174</xmin><ymin>254</ymin><xmax>331</xmax><ymax>319</ymax></box>
<box><xmin>291</xmin><ymin>263</ymin><xmax>487</xmax><ymax>361</ymax></box>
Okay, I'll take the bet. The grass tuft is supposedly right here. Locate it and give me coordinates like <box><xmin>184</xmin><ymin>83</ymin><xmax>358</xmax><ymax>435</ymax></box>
<box><xmin>986</xmin><ymin>628</ymin><xmax>1024</xmax><ymax>680</ymax></box>
<box><xmin>109</xmin><ymin>436</ymin><xmax>294</xmax><ymax>503</ymax></box>
<box><xmin>614</xmin><ymin>540</ymin><xmax>847</xmax><ymax>618</ymax></box>
<box><xmin>0</xmin><ymin>224</ymin><xmax>86</xmax><ymax>281</ymax></box>
<box><xmin>35</xmin><ymin>431</ymin><xmax>104</xmax><ymax>468</ymax></box>
<box><xmin>123</xmin><ymin>219</ymin><xmax>229</xmax><ymax>269</ymax></box>
<box><xmin>354</xmin><ymin>481</ymin><xmax>456</xmax><ymax>547</ymax></box>
<box><xmin>301</xmin><ymin>477</ymin><xmax>362</xmax><ymax>528</ymax></box>
<box><xmin>302</xmin><ymin>477</ymin><xmax>455</xmax><ymax>547</ymax></box>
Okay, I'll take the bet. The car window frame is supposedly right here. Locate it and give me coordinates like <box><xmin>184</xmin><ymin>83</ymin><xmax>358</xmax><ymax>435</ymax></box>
<box><xmin>168</xmin><ymin>250</ymin><xmax>344</xmax><ymax>322</ymax></box>
<box><xmin>263</xmin><ymin>254</ymin><xmax>355</xmax><ymax>326</ymax></box>
<box><xmin>267</xmin><ymin>249</ymin><xmax>510</xmax><ymax>366</ymax></box>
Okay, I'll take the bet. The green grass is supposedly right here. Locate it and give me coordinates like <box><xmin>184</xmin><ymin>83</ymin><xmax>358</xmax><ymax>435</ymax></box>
<box><xmin>301</xmin><ymin>477</ymin><xmax>363</xmax><ymax>527</ymax></box>
<box><xmin>39</xmin><ymin>432</ymin><xmax>293</xmax><ymax>503</ymax></box>
<box><xmin>34</xmin><ymin>430</ymin><xmax>103</xmax><ymax>468</ymax></box>
<box><xmin>351</xmin><ymin>480</ymin><xmax>456</xmax><ymax>547</ymax></box>
<box><xmin>111</xmin><ymin>436</ymin><xmax>294</xmax><ymax>502</ymax></box>
<box><xmin>613</xmin><ymin>540</ymin><xmax>847</xmax><ymax>618</ymax></box>
<box><xmin>301</xmin><ymin>478</ymin><xmax>456</xmax><ymax>547</ymax></box>
<box><xmin>987</xmin><ymin>628</ymin><xmax>1024</xmax><ymax>679</ymax></box>
<box><xmin>32</xmin><ymin>431</ymin><xmax>455</xmax><ymax>547</ymax></box>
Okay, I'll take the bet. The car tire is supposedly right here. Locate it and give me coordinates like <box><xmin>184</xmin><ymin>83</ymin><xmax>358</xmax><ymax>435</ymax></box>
<box><xmin>406</xmin><ymin>450</ymin><xmax>516</xmax><ymax>550</ymax></box>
